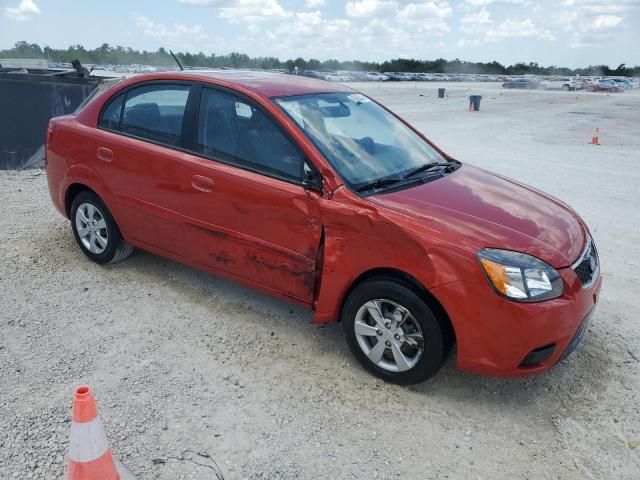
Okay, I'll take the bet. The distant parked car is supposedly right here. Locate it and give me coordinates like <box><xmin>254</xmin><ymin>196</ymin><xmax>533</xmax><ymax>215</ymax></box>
<box><xmin>366</xmin><ymin>72</ymin><xmax>389</xmax><ymax>81</ymax></box>
<box><xmin>299</xmin><ymin>70</ymin><xmax>325</xmax><ymax>80</ymax></box>
<box><xmin>587</xmin><ymin>80</ymin><xmax>623</xmax><ymax>93</ymax></box>
<box><xmin>502</xmin><ymin>78</ymin><xmax>541</xmax><ymax>89</ymax></box>
<box><xmin>416</xmin><ymin>73</ymin><xmax>435</xmax><ymax>81</ymax></box>
<box><xmin>540</xmin><ymin>77</ymin><xmax>581</xmax><ymax>91</ymax></box>
<box><xmin>383</xmin><ymin>72</ymin><xmax>404</xmax><ymax>81</ymax></box>
<box><xmin>611</xmin><ymin>78</ymin><xmax>635</xmax><ymax>90</ymax></box>
<box><xmin>345</xmin><ymin>71</ymin><xmax>364</xmax><ymax>81</ymax></box>
<box><xmin>324</xmin><ymin>72</ymin><xmax>350</xmax><ymax>82</ymax></box>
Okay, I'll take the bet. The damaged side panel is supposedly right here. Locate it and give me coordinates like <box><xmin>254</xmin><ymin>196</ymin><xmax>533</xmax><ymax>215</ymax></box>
<box><xmin>187</xmin><ymin>219</ymin><xmax>318</xmax><ymax>301</ymax></box>
<box><xmin>179</xmin><ymin>155</ymin><xmax>323</xmax><ymax>303</ymax></box>
<box><xmin>312</xmin><ymin>189</ymin><xmax>465</xmax><ymax>324</ymax></box>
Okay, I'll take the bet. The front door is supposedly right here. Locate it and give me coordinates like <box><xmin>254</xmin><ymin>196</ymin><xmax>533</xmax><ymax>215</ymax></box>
<box><xmin>179</xmin><ymin>86</ymin><xmax>322</xmax><ymax>303</ymax></box>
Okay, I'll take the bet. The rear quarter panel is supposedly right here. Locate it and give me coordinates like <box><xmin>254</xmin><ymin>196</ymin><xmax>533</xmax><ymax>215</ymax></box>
<box><xmin>46</xmin><ymin>117</ymin><xmax>122</xmax><ymax>227</ymax></box>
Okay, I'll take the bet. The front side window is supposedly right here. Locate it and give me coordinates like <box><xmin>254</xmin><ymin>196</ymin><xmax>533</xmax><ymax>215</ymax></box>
<box><xmin>275</xmin><ymin>92</ymin><xmax>449</xmax><ymax>192</ymax></box>
<box><xmin>121</xmin><ymin>84</ymin><xmax>190</xmax><ymax>146</ymax></box>
<box><xmin>198</xmin><ymin>88</ymin><xmax>303</xmax><ymax>182</ymax></box>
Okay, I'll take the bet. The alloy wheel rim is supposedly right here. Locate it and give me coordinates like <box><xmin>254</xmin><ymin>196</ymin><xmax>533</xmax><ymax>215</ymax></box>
<box><xmin>354</xmin><ymin>299</ymin><xmax>424</xmax><ymax>373</ymax></box>
<box><xmin>75</xmin><ymin>203</ymin><xmax>108</xmax><ymax>254</ymax></box>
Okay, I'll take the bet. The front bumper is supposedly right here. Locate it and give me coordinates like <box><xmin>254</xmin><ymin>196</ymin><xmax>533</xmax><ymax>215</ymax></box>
<box><xmin>431</xmin><ymin>266</ymin><xmax>602</xmax><ymax>377</ymax></box>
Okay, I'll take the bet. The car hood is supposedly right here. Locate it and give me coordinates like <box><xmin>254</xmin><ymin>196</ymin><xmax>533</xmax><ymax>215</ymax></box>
<box><xmin>369</xmin><ymin>165</ymin><xmax>586</xmax><ymax>268</ymax></box>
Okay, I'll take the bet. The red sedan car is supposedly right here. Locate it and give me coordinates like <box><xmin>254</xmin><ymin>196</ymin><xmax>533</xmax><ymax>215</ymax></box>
<box><xmin>46</xmin><ymin>71</ymin><xmax>601</xmax><ymax>384</ymax></box>
<box><xmin>586</xmin><ymin>79</ymin><xmax>624</xmax><ymax>92</ymax></box>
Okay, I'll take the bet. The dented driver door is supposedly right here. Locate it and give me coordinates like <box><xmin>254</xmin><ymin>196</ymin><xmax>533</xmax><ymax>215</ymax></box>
<box><xmin>180</xmin><ymin>155</ymin><xmax>322</xmax><ymax>303</ymax></box>
<box><xmin>179</xmin><ymin>87</ymin><xmax>323</xmax><ymax>303</ymax></box>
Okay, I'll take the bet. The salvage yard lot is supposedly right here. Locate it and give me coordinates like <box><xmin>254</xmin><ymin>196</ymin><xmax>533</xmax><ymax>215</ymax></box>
<box><xmin>1</xmin><ymin>82</ymin><xmax>639</xmax><ymax>479</ymax></box>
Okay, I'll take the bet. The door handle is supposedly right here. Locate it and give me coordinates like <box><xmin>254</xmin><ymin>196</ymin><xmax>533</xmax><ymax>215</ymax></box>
<box><xmin>96</xmin><ymin>147</ymin><xmax>113</xmax><ymax>162</ymax></box>
<box><xmin>191</xmin><ymin>175</ymin><xmax>215</xmax><ymax>193</ymax></box>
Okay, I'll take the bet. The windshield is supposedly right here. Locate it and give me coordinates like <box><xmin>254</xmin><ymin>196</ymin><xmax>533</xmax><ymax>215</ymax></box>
<box><xmin>274</xmin><ymin>92</ymin><xmax>448</xmax><ymax>191</ymax></box>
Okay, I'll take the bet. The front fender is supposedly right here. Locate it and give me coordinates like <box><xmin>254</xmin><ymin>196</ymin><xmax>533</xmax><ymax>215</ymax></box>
<box><xmin>312</xmin><ymin>197</ymin><xmax>472</xmax><ymax>324</ymax></box>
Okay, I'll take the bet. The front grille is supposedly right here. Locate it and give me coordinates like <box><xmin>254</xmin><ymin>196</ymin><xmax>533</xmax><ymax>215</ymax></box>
<box><xmin>572</xmin><ymin>239</ymin><xmax>599</xmax><ymax>288</ymax></box>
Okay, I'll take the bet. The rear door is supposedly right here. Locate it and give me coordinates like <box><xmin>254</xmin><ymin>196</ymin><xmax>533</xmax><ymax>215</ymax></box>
<box><xmin>92</xmin><ymin>82</ymin><xmax>192</xmax><ymax>255</ymax></box>
<box><xmin>179</xmin><ymin>86</ymin><xmax>323</xmax><ymax>303</ymax></box>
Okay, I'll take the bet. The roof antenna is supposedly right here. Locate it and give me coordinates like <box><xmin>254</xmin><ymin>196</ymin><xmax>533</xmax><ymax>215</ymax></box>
<box><xmin>170</xmin><ymin>50</ymin><xmax>184</xmax><ymax>71</ymax></box>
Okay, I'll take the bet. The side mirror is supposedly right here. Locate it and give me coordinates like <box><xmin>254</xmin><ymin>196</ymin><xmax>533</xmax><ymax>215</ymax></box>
<box><xmin>302</xmin><ymin>161</ymin><xmax>323</xmax><ymax>192</ymax></box>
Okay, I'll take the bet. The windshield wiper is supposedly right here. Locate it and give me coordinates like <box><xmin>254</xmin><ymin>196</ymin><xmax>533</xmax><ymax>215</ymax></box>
<box><xmin>403</xmin><ymin>161</ymin><xmax>458</xmax><ymax>179</ymax></box>
<box><xmin>355</xmin><ymin>177</ymin><xmax>404</xmax><ymax>193</ymax></box>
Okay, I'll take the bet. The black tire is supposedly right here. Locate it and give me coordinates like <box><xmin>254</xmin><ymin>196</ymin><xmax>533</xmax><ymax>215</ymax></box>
<box><xmin>342</xmin><ymin>278</ymin><xmax>452</xmax><ymax>385</ymax></box>
<box><xmin>562</xmin><ymin>85</ymin><xmax>570</xmax><ymax>91</ymax></box>
<box><xmin>70</xmin><ymin>191</ymin><xmax>133</xmax><ymax>264</ymax></box>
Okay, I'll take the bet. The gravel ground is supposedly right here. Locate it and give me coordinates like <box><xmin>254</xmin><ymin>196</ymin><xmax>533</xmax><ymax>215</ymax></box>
<box><xmin>1</xmin><ymin>82</ymin><xmax>639</xmax><ymax>479</ymax></box>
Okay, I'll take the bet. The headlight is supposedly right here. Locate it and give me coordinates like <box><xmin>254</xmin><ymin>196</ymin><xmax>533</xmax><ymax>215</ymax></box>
<box><xmin>477</xmin><ymin>249</ymin><xmax>563</xmax><ymax>302</ymax></box>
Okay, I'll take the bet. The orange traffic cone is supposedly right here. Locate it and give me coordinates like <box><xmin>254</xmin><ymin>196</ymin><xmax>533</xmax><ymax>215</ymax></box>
<box><xmin>590</xmin><ymin>128</ymin><xmax>600</xmax><ymax>145</ymax></box>
<box><xmin>67</xmin><ymin>386</ymin><xmax>135</xmax><ymax>480</ymax></box>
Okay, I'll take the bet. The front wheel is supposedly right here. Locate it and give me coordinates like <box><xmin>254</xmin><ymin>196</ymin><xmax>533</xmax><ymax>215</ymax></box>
<box><xmin>342</xmin><ymin>279</ymin><xmax>451</xmax><ymax>384</ymax></box>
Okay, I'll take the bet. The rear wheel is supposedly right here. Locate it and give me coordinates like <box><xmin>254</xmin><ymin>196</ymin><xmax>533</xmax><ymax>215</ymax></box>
<box><xmin>342</xmin><ymin>278</ymin><xmax>451</xmax><ymax>384</ymax></box>
<box><xmin>70</xmin><ymin>191</ymin><xmax>133</xmax><ymax>264</ymax></box>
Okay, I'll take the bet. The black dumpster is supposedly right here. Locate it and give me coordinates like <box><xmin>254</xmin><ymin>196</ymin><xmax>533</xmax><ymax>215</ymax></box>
<box><xmin>0</xmin><ymin>71</ymin><xmax>105</xmax><ymax>169</ymax></box>
<box><xmin>438</xmin><ymin>88</ymin><xmax>446</xmax><ymax>98</ymax></box>
<box><xmin>469</xmin><ymin>95</ymin><xmax>482</xmax><ymax>112</ymax></box>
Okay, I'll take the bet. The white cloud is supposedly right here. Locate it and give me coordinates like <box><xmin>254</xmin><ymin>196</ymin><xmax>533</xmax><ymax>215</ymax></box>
<box><xmin>179</xmin><ymin>0</ymin><xmax>291</xmax><ymax>22</ymax></box>
<box><xmin>173</xmin><ymin>0</ymin><xmax>453</xmax><ymax>56</ymax></box>
<box><xmin>456</xmin><ymin>38</ymin><xmax>481</xmax><ymax>48</ymax></box>
<box><xmin>461</xmin><ymin>9</ymin><xmax>490</xmax><ymax>24</ymax></box>
<box><xmin>178</xmin><ymin>0</ymin><xmax>226</xmax><ymax>5</ymax></box>
<box><xmin>357</xmin><ymin>17</ymin><xmax>449</xmax><ymax>57</ymax></box>
<box><xmin>559</xmin><ymin>0</ymin><xmax>638</xmax><ymax>47</ymax></box>
<box><xmin>588</xmin><ymin>14</ymin><xmax>624</xmax><ymax>30</ymax></box>
<box><xmin>219</xmin><ymin>0</ymin><xmax>291</xmax><ymax>22</ymax></box>
<box><xmin>346</xmin><ymin>0</ymin><xmax>398</xmax><ymax>18</ymax></box>
<box><xmin>460</xmin><ymin>7</ymin><xmax>491</xmax><ymax>25</ymax></box>
<box><xmin>265</xmin><ymin>11</ymin><xmax>354</xmax><ymax>57</ymax></box>
<box><xmin>345</xmin><ymin>0</ymin><xmax>452</xmax><ymax>36</ymax></box>
<box><xmin>398</xmin><ymin>1</ymin><xmax>452</xmax><ymax>19</ymax></box>
<box><xmin>134</xmin><ymin>14</ymin><xmax>208</xmax><ymax>48</ymax></box>
<box><xmin>459</xmin><ymin>7</ymin><xmax>491</xmax><ymax>35</ymax></box>
<box><xmin>552</xmin><ymin>10</ymin><xmax>579</xmax><ymax>31</ymax></box>
<box><xmin>484</xmin><ymin>18</ymin><xmax>555</xmax><ymax>43</ymax></box>
<box><xmin>458</xmin><ymin>4</ymin><xmax>553</xmax><ymax>46</ymax></box>
<box><xmin>459</xmin><ymin>0</ymin><xmax>635</xmax><ymax>49</ymax></box>
<box><xmin>464</xmin><ymin>0</ymin><xmax>528</xmax><ymax>6</ymax></box>
<box><xmin>563</xmin><ymin>0</ymin><xmax>640</xmax><ymax>9</ymax></box>
<box><xmin>396</xmin><ymin>1</ymin><xmax>452</xmax><ymax>34</ymax></box>
<box><xmin>4</xmin><ymin>0</ymin><xmax>41</xmax><ymax>21</ymax></box>
<box><xmin>150</xmin><ymin>0</ymin><xmax>633</xmax><ymax>60</ymax></box>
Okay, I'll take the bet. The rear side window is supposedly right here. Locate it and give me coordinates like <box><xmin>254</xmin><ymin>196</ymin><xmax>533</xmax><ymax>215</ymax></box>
<box><xmin>121</xmin><ymin>84</ymin><xmax>190</xmax><ymax>146</ymax></box>
<box><xmin>99</xmin><ymin>94</ymin><xmax>123</xmax><ymax>131</ymax></box>
<box><xmin>197</xmin><ymin>88</ymin><xmax>303</xmax><ymax>182</ymax></box>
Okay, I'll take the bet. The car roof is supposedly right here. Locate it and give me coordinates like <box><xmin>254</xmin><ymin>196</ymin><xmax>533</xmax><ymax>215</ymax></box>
<box><xmin>164</xmin><ymin>70</ymin><xmax>355</xmax><ymax>98</ymax></box>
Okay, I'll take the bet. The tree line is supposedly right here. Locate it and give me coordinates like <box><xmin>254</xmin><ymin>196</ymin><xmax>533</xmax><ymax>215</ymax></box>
<box><xmin>2</xmin><ymin>41</ymin><xmax>638</xmax><ymax>77</ymax></box>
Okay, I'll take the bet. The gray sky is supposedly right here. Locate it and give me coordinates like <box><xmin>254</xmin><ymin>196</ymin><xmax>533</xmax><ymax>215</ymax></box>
<box><xmin>1</xmin><ymin>0</ymin><xmax>639</xmax><ymax>67</ymax></box>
